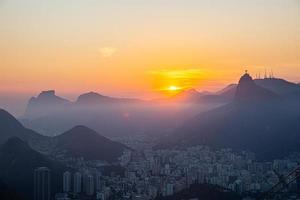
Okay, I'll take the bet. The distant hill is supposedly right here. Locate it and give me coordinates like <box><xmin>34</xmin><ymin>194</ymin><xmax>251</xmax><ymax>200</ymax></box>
<box><xmin>52</xmin><ymin>125</ymin><xmax>129</xmax><ymax>162</ymax></box>
<box><xmin>76</xmin><ymin>91</ymin><xmax>142</xmax><ymax>105</ymax></box>
<box><xmin>212</xmin><ymin>83</ymin><xmax>238</xmax><ymax>101</ymax></box>
<box><xmin>167</xmin><ymin>89</ymin><xmax>202</xmax><ymax>103</ymax></box>
<box><xmin>157</xmin><ymin>73</ymin><xmax>300</xmax><ymax>160</ymax></box>
<box><xmin>76</xmin><ymin>91</ymin><xmax>117</xmax><ymax>104</ymax></box>
<box><xmin>155</xmin><ymin>183</ymin><xmax>241</xmax><ymax>200</ymax></box>
<box><xmin>254</xmin><ymin>78</ymin><xmax>300</xmax><ymax>95</ymax></box>
<box><xmin>24</xmin><ymin>90</ymin><xmax>70</xmax><ymax>118</ymax></box>
<box><xmin>21</xmin><ymin>90</ymin><xmax>220</xmax><ymax>138</ymax></box>
<box><xmin>20</xmin><ymin>75</ymin><xmax>300</xmax><ymax>139</ymax></box>
<box><xmin>23</xmin><ymin>91</ymin><xmax>143</xmax><ymax>119</ymax></box>
<box><xmin>0</xmin><ymin>137</ymin><xmax>66</xmax><ymax>199</ymax></box>
<box><xmin>165</xmin><ymin>88</ymin><xmax>233</xmax><ymax>104</ymax></box>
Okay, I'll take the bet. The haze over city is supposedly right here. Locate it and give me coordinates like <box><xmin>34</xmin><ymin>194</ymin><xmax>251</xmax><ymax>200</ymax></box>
<box><xmin>1</xmin><ymin>1</ymin><xmax>300</xmax><ymax>200</ymax></box>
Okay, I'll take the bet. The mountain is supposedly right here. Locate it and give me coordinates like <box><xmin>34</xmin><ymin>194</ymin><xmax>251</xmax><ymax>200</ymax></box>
<box><xmin>52</xmin><ymin>126</ymin><xmax>129</xmax><ymax>162</ymax></box>
<box><xmin>155</xmin><ymin>183</ymin><xmax>241</xmax><ymax>200</ymax></box>
<box><xmin>0</xmin><ymin>109</ymin><xmax>46</xmax><ymax>146</ymax></box>
<box><xmin>217</xmin><ymin>84</ymin><xmax>237</xmax><ymax>95</ymax></box>
<box><xmin>24</xmin><ymin>90</ymin><xmax>70</xmax><ymax>118</ymax></box>
<box><xmin>166</xmin><ymin>88</ymin><xmax>233</xmax><ymax>104</ymax></box>
<box><xmin>76</xmin><ymin>92</ymin><xmax>118</xmax><ymax>105</ymax></box>
<box><xmin>167</xmin><ymin>74</ymin><xmax>298</xmax><ymax>104</ymax></box>
<box><xmin>22</xmin><ymin>89</ymin><xmax>222</xmax><ymax>138</ymax></box>
<box><xmin>1</xmin><ymin>108</ymin><xmax>128</xmax><ymax>162</ymax></box>
<box><xmin>254</xmin><ymin>78</ymin><xmax>300</xmax><ymax>95</ymax></box>
<box><xmin>0</xmin><ymin>137</ymin><xmax>66</xmax><ymax>199</ymax></box>
<box><xmin>76</xmin><ymin>91</ymin><xmax>143</xmax><ymax>105</ymax></box>
<box><xmin>234</xmin><ymin>73</ymin><xmax>279</xmax><ymax>102</ymax></box>
<box><xmin>168</xmin><ymin>89</ymin><xmax>202</xmax><ymax>102</ymax></box>
<box><xmin>166</xmin><ymin>76</ymin><xmax>283</xmax><ymax>104</ymax></box>
<box><xmin>215</xmin><ymin>77</ymin><xmax>300</xmax><ymax>100</ymax></box>
<box><xmin>157</xmin><ymin>73</ymin><xmax>300</xmax><ymax>160</ymax></box>
<box><xmin>22</xmin><ymin>90</ymin><xmax>144</xmax><ymax>120</ymax></box>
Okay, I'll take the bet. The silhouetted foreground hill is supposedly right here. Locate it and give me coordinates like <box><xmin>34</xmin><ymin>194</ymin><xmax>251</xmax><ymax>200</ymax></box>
<box><xmin>157</xmin><ymin>73</ymin><xmax>300</xmax><ymax>160</ymax></box>
<box><xmin>0</xmin><ymin>109</ymin><xmax>46</xmax><ymax>147</ymax></box>
<box><xmin>0</xmin><ymin>138</ymin><xmax>66</xmax><ymax>199</ymax></box>
<box><xmin>155</xmin><ymin>183</ymin><xmax>241</xmax><ymax>200</ymax></box>
<box><xmin>0</xmin><ymin>110</ymin><xmax>129</xmax><ymax>198</ymax></box>
<box><xmin>0</xmin><ymin>108</ymin><xmax>129</xmax><ymax>162</ymax></box>
<box><xmin>53</xmin><ymin>125</ymin><xmax>129</xmax><ymax>162</ymax></box>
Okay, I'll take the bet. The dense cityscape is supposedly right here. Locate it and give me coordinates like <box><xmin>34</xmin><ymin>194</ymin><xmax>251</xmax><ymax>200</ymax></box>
<box><xmin>33</xmin><ymin>136</ymin><xmax>300</xmax><ymax>200</ymax></box>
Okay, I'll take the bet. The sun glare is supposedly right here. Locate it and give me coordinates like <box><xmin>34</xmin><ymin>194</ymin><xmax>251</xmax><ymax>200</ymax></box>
<box><xmin>168</xmin><ymin>85</ymin><xmax>180</xmax><ymax>91</ymax></box>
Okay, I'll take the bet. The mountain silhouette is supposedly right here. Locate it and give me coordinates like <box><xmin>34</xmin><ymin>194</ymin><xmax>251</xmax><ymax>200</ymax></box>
<box><xmin>0</xmin><ymin>109</ymin><xmax>129</xmax><ymax>162</ymax></box>
<box><xmin>168</xmin><ymin>89</ymin><xmax>202</xmax><ymax>102</ymax></box>
<box><xmin>216</xmin><ymin>84</ymin><xmax>237</xmax><ymax>95</ymax></box>
<box><xmin>157</xmin><ymin>72</ymin><xmax>300</xmax><ymax>160</ymax></box>
<box><xmin>23</xmin><ymin>91</ymin><xmax>144</xmax><ymax>120</ymax></box>
<box><xmin>52</xmin><ymin>125</ymin><xmax>129</xmax><ymax>162</ymax></box>
<box><xmin>24</xmin><ymin>90</ymin><xmax>70</xmax><ymax>118</ymax></box>
<box><xmin>0</xmin><ymin>109</ymin><xmax>46</xmax><ymax>146</ymax></box>
<box><xmin>166</xmin><ymin>88</ymin><xmax>233</xmax><ymax>104</ymax></box>
<box><xmin>20</xmin><ymin>74</ymin><xmax>300</xmax><ymax>140</ymax></box>
<box><xmin>0</xmin><ymin>137</ymin><xmax>66</xmax><ymax>199</ymax></box>
<box><xmin>215</xmin><ymin>77</ymin><xmax>300</xmax><ymax>100</ymax></box>
<box><xmin>76</xmin><ymin>91</ymin><xmax>118</xmax><ymax>104</ymax></box>
<box><xmin>255</xmin><ymin>78</ymin><xmax>300</xmax><ymax>95</ymax></box>
<box><xmin>76</xmin><ymin>91</ymin><xmax>142</xmax><ymax>105</ymax></box>
<box><xmin>234</xmin><ymin>72</ymin><xmax>279</xmax><ymax>102</ymax></box>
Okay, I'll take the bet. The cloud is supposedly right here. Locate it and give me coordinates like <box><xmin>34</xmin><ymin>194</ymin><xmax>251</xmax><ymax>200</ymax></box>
<box><xmin>98</xmin><ymin>47</ymin><xmax>117</xmax><ymax>58</ymax></box>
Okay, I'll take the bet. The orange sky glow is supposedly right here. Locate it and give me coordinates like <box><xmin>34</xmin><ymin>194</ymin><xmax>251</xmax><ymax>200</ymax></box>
<box><xmin>0</xmin><ymin>0</ymin><xmax>300</xmax><ymax>100</ymax></box>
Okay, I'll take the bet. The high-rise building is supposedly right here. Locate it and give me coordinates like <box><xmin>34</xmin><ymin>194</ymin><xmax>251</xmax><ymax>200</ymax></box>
<box><xmin>63</xmin><ymin>171</ymin><xmax>71</xmax><ymax>193</ymax></box>
<box><xmin>73</xmin><ymin>172</ymin><xmax>82</xmax><ymax>194</ymax></box>
<box><xmin>34</xmin><ymin>167</ymin><xmax>51</xmax><ymax>200</ymax></box>
<box><xmin>95</xmin><ymin>172</ymin><xmax>102</xmax><ymax>192</ymax></box>
<box><xmin>166</xmin><ymin>183</ymin><xmax>174</xmax><ymax>196</ymax></box>
<box><xmin>86</xmin><ymin>175</ymin><xmax>94</xmax><ymax>196</ymax></box>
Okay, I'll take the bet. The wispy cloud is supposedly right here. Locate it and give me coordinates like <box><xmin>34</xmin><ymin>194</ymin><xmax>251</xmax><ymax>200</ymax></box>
<box><xmin>98</xmin><ymin>47</ymin><xmax>117</xmax><ymax>58</ymax></box>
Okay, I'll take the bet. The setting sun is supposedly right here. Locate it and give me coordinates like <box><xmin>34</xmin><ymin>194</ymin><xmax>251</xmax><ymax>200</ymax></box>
<box><xmin>168</xmin><ymin>86</ymin><xmax>180</xmax><ymax>91</ymax></box>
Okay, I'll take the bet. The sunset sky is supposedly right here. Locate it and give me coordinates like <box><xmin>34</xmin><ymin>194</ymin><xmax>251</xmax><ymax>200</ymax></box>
<box><xmin>1</xmin><ymin>0</ymin><xmax>300</xmax><ymax>103</ymax></box>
